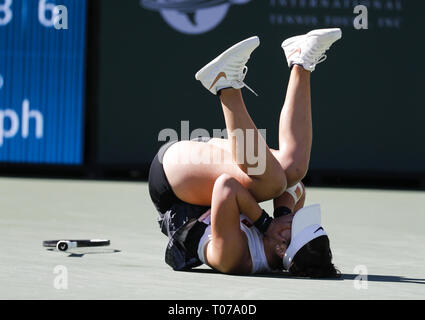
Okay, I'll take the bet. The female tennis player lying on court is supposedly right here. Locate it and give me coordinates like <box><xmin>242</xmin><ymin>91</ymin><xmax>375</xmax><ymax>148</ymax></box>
<box><xmin>149</xmin><ymin>29</ymin><xmax>342</xmax><ymax>278</ymax></box>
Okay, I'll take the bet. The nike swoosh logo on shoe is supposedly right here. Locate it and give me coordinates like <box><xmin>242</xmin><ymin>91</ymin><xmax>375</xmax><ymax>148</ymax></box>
<box><xmin>287</xmin><ymin>48</ymin><xmax>301</xmax><ymax>58</ymax></box>
<box><xmin>209</xmin><ymin>72</ymin><xmax>227</xmax><ymax>90</ymax></box>
<box><xmin>314</xmin><ymin>227</ymin><xmax>324</xmax><ymax>233</ymax></box>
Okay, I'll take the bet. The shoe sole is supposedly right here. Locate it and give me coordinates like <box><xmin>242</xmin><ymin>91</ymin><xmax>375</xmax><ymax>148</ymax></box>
<box><xmin>195</xmin><ymin>36</ymin><xmax>260</xmax><ymax>81</ymax></box>
<box><xmin>282</xmin><ymin>28</ymin><xmax>342</xmax><ymax>48</ymax></box>
<box><xmin>281</xmin><ymin>35</ymin><xmax>305</xmax><ymax>50</ymax></box>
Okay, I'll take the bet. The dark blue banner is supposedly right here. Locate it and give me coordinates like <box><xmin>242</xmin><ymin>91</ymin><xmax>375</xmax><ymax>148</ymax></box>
<box><xmin>0</xmin><ymin>0</ymin><xmax>87</xmax><ymax>164</ymax></box>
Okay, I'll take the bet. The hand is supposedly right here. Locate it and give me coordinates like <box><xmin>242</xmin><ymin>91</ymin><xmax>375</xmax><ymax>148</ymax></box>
<box><xmin>265</xmin><ymin>213</ymin><xmax>294</xmax><ymax>243</ymax></box>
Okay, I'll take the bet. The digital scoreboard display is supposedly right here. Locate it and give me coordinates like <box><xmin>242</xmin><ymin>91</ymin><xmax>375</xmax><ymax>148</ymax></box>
<box><xmin>0</xmin><ymin>0</ymin><xmax>87</xmax><ymax>164</ymax></box>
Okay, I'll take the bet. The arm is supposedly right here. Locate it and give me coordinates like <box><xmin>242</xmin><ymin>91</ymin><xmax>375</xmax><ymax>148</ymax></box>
<box><xmin>204</xmin><ymin>174</ymin><xmax>288</xmax><ymax>274</ymax></box>
<box><xmin>205</xmin><ymin>174</ymin><xmax>261</xmax><ymax>274</ymax></box>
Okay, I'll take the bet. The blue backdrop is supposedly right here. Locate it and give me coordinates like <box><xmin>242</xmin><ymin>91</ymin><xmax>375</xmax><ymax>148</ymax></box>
<box><xmin>0</xmin><ymin>0</ymin><xmax>87</xmax><ymax>164</ymax></box>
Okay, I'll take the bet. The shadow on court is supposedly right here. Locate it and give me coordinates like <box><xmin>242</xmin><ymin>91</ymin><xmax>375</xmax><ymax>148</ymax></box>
<box><xmin>188</xmin><ymin>268</ymin><xmax>425</xmax><ymax>285</ymax></box>
<box><xmin>339</xmin><ymin>274</ymin><xmax>425</xmax><ymax>285</ymax></box>
<box><xmin>45</xmin><ymin>248</ymin><xmax>121</xmax><ymax>258</ymax></box>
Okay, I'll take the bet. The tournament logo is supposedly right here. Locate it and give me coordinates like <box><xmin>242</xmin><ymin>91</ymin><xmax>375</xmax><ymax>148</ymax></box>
<box><xmin>140</xmin><ymin>0</ymin><xmax>252</xmax><ymax>35</ymax></box>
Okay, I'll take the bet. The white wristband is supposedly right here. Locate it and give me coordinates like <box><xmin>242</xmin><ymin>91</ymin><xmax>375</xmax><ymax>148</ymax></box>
<box><xmin>286</xmin><ymin>182</ymin><xmax>303</xmax><ymax>203</ymax></box>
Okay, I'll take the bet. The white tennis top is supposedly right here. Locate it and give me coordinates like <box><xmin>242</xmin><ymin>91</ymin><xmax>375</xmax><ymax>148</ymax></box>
<box><xmin>197</xmin><ymin>213</ymin><xmax>273</xmax><ymax>274</ymax></box>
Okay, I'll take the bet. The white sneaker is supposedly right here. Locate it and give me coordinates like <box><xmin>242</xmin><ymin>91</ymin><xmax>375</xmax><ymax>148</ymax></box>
<box><xmin>195</xmin><ymin>36</ymin><xmax>260</xmax><ymax>96</ymax></box>
<box><xmin>282</xmin><ymin>28</ymin><xmax>342</xmax><ymax>72</ymax></box>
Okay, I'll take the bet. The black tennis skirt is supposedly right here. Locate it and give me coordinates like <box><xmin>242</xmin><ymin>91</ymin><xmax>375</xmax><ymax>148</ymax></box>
<box><xmin>148</xmin><ymin>138</ymin><xmax>211</xmax><ymax>271</ymax></box>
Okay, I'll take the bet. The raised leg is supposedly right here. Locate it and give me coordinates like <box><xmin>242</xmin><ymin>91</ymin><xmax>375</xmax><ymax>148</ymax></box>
<box><xmin>274</xmin><ymin>65</ymin><xmax>312</xmax><ymax>187</ymax></box>
<box><xmin>163</xmin><ymin>89</ymin><xmax>287</xmax><ymax>207</ymax></box>
<box><xmin>219</xmin><ymin>88</ymin><xmax>286</xmax><ymax>191</ymax></box>
<box><xmin>276</xmin><ymin>28</ymin><xmax>342</xmax><ymax>186</ymax></box>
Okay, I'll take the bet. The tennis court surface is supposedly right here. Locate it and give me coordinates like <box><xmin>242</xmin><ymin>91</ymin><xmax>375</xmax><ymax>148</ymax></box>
<box><xmin>1</xmin><ymin>177</ymin><xmax>424</xmax><ymax>300</ymax></box>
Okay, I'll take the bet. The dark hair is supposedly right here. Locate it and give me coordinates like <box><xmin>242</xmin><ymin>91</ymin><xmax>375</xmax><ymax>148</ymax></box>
<box><xmin>288</xmin><ymin>235</ymin><xmax>340</xmax><ymax>278</ymax></box>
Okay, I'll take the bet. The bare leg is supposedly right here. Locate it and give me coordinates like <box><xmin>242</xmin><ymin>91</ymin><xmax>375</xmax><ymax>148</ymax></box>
<box><xmin>164</xmin><ymin>66</ymin><xmax>310</xmax><ymax>206</ymax></box>
<box><xmin>274</xmin><ymin>65</ymin><xmax>312</xmax><ymax>187</ymax></box>
<box><xmin>164</xmin><ymin>89</ymin><xmax>287</xmax><ymax>206</ymax></box>
<box><xmin>219</xmin><ymin>88</ymin><xmax>286</xmax><ymax>191</ymax></box>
